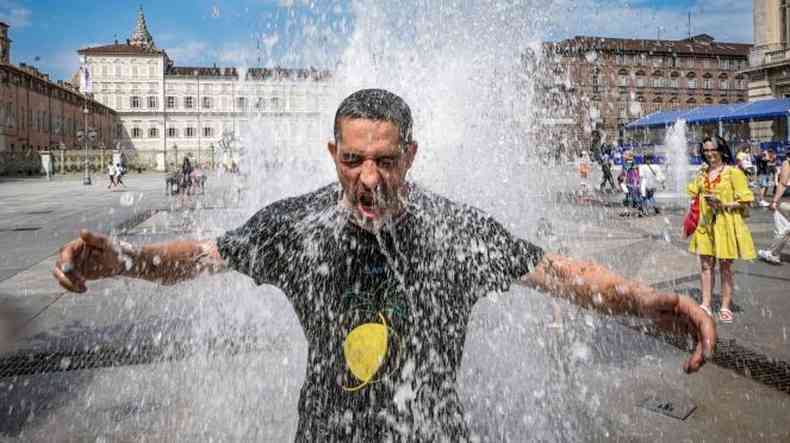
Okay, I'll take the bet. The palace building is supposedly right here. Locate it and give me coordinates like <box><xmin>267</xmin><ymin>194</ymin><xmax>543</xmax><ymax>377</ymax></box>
<box><xmin>78</xmin><ymin>7</ymin><xmax>332</xmax><ymax>171</ymax></box>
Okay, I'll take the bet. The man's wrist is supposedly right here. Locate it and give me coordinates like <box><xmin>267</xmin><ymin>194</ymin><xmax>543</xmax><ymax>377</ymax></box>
<box><xmin>118</xmin><ymin>241</ymin><xmax>144</xmax><ymax>278</ymax></box>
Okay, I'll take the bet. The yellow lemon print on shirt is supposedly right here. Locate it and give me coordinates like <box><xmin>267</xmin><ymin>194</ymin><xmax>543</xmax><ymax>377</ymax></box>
<box><xmin>342</xmin><ymin>313</ymin><xmax>388</xmax><ymax>392</ymax></box>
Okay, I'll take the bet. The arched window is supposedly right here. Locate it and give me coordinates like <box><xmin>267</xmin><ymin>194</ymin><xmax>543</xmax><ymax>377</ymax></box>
<box><xmin>686</xmin><ymin>97</ymin><xmax>697</xmax><ymax>104</ymax></box>
<box><xmin>720</xmin><ymin>99</ymin><xmax>729</xmax><ymax>104</ymax></box>
<box><xmin>704</xmin><ymin>97</ymin><xmax>713</xmax><ymax>104</ymax></box>
<box><xmin>670</xmin><ymin>71</ymin><xmax>681</xmax><ymax>78</ymax></box>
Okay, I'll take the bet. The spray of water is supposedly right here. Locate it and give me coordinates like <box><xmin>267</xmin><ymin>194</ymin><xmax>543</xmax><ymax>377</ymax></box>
<box><xmin>664</xmin><ymin>119</ymin><xmax>689</xmax><ymax>200</ymax></box>
<box><xmin>50</xmin><ymin>2</ymin><xmax>618</xmax><ymax>441</ymax></box>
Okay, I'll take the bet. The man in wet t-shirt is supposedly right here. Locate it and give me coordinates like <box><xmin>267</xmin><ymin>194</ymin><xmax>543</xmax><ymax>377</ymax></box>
<box><xmin>54</xmin><ymin>89</ymin><xmax>715</xmax><ymax>441</ymax></box>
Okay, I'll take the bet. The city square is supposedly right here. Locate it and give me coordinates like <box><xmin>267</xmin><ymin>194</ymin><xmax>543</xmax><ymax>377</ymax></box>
<box><xmin>1</xmin><ymin>1</ymin><xmax>789</xmax><ymax>441</ymax></box>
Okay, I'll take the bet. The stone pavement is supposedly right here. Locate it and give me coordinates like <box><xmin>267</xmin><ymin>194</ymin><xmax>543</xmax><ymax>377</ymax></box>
<box><xmin>0</xmin><ymin>175</ymin><xmax>788</xmax><ymax>441</ymax></box>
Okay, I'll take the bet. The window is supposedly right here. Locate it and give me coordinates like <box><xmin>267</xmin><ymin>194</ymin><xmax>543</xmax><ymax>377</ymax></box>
<box><xmin>202</xmin><ymin>97</ymin><xmax>212</xmax><ymax>109</ymax></box>
<box><xmin>652</xmin><ymin>78</ymin><xmax>662</xmax><ymax>88</ymax></box>
<box><xmin>184</xmin><ymin>96</ymin><xmax>194</xmax><ymax>109</ymax></box>
<box><xmin>185</xmin><ymin>127</ymin><xmax>195</xmax><ymax>137</ymax></box>
<box><xmin>116</xmin><ymin>96</ymin><xmax>123</xmax><ymax>109</ymax></box>
<box><xmin>255</xmin><ymin>97</ymin><xmax>266</xmax><ymax>110</ymax></box>
<box><xmin>147</xmin><ymin>96</ymin><xmax>158</xmax><ymax>109</ymax></box>
<box><xmin>616</xmin><ymin>54</ymin><xmax>624</xmax><ymax>65</ymax></box>
<box><xmin>115</xmin><ymin>65</ymin><xmax>121</xmax><ymax>77</ymax></box>
<box><xmin>703</xmin><ymin>79</ymin><xmax>712</xmax><ymax>89</ymax></box>
<box><xmin>237</xmin><ymin>97</ymin><xmax>247</xmax><ymax>110</ymax></box>
<box><xmin>721</xmin><ymin>80</ymin><xmax>729</xmax><ymax>90</ymax></box>
<box><xmin>636</xmin><ymin>77</ymin><xmax>645</xmax><ymax>87</ymax></box>
<box><xmin>203</xmin><ymin>126</ymin><xmax>214</xmax><ymax>137</ymax></box>
<box><xmin>131</xmin><ymin>127</ymin><xmax>142</xmax><ymax>138</ymax></box>
<box><xmin>130</xmin><ymin>96</ymin><xmax>141</xmax><ymax>109</ymax></box>
<box><xmin>132</xmin><ymin>66</ymin><xmax>138</xmax><ymax>77</ymax></box>
<box><xmin>688</xmin><ymin>79</ymin><xmax>697</xmax><ymax>89</ymax></box>
<box><xmin>149</xmin><ymin>66</ymin><xmax>156</xmax><ymax>77</ymax></box>
<box><xmin>148</xmin><ymin>127</ymin><xmax>158</xmax><ymax>138</ymax></box>
<box><xmin>166</xmin><ymin>96</ymin><xmax>176</xmax><ymax>109</ymax></box>
<box><xmin>167</xmin><ymin>127</ymin><xmax>177</xmax><ymax>137</ymax></box>
<box><xmin>203</xmin><ymin>84</ymin><xmax>212</xmax><ymax>94</ymax></box>
<box><xmin>719</xmin><ymin>58</ymin><xmax>729</xmax><ymax>69</ymax></box>
<box><xmin>617</xmin><ymin>75</ymin><xmax>628</xmax><ymax>87</ymax></box>
<box><xmin>670</xmin><ymin>78</ymin><xmax>678</xmax><ymax>88</ymax></box>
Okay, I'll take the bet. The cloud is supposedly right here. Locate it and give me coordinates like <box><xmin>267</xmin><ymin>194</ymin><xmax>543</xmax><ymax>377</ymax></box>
<box><xmin>0</xmin><ymin>0</ymin><xmax>31</xmax><ymax>28</ymax></box>
<box><xmin>165</xmin><ymin>40</ymin><xmax>259</xmax><ymax>67</ymax></box>
<box><xmin>166</xmin><ymin>40</ymin><xmax>211</xmax><ymax>65</ymax></box>
<box><xmin>546</xmin><ymin>0</ymin><xmax>752</xmax><ymax>43</ymax></box>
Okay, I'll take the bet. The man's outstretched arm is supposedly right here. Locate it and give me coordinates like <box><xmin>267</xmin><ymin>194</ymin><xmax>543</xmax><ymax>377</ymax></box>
<box><xmin>517</xmin><ymin>253</ymin><xmax>716</xmax><ymax>373</ymax></box>
<box><xmin>54</xmin><ymin>230</ymin><xmax>225</xmax><ymax>293</ymax></box>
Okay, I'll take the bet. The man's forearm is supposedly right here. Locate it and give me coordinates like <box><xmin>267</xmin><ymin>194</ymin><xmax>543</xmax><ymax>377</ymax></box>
<box><xmin>120</xmin><ymin>240</ymin><xmax>225</xmax><ymax>285</ymax></box>
<box><xmin>520</xmin><ymin>253</ymin><xmax>658</xmax><ymax>316</ymax></box>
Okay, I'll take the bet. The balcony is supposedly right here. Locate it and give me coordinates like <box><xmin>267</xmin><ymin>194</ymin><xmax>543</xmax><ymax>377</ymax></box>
<box><xmin>751</xmin><ymin>47</ymin><xmax>790</xmax><ymax>67</ymax></box>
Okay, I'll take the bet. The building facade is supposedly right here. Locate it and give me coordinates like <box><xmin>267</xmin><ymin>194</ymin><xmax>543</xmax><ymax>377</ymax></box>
<box><xmin>544</xmin><ymin>35</ymin><xmax>751</xmax><ymax>148</ymax></box>
<box><xmin>78</xmin><ymin>8</ymin><xmax>332</xmax><ymax>171</ymax></box>
<box><xmin>741</xmin><ymin>0</ymin><xmax>790</xmax><ymax>140</ymax></box>
<box><xmin>0</xmin><ymin>22</ymin><xmax>117</xmax><ymax>157</ymax></box>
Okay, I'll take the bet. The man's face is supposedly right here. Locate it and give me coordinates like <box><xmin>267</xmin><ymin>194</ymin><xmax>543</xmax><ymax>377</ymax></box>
<box><xmin>328</xmin><ymin>118</ymin><xmax>417</xmax><ymax>229</ymax></box>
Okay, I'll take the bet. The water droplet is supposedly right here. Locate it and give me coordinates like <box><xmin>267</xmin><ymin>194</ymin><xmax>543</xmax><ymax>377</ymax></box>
<box><xmin>120</xmin><ymin>193</ymin><xmax>135</xmax><ymax>207</ymax></box>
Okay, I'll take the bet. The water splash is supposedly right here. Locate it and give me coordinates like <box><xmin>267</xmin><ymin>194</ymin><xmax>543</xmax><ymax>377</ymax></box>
<box><xmin>665</xmin><ymin>119</ymin><xmax>689</xmax><ymax>199</ymax></box>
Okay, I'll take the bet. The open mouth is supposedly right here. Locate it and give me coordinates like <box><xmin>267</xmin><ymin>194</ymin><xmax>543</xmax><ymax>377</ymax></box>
<box><xmin>357</xmin><ymin>193</ymin><xmax>378</xmax><ymax>219</ymax></box>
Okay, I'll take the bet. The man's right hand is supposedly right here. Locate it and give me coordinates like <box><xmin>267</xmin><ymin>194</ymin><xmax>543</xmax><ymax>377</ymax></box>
<box><xmin>53</xmin><ymin>230</ymin><xmax>130</xmax><ymax>293</ymax></box>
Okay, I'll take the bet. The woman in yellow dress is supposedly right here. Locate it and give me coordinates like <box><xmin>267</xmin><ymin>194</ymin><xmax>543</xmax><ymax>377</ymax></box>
<box><xmin>687</xmin><ymin>136</ymin><xmax>756</xmax><ymax>323</ymax></box>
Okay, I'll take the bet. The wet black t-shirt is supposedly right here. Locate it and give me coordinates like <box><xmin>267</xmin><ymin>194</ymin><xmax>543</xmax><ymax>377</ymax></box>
<box><xmin>216</xmin><ymin>183</ymin><xmax>544</xmax><ymax>442</ymax></box>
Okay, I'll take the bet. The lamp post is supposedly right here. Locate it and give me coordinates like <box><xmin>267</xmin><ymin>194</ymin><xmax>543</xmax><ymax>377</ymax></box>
<box><xmin>77</xmin><ymin>104</ymin><xmax>93</xmax><ymax>185</ymax></box>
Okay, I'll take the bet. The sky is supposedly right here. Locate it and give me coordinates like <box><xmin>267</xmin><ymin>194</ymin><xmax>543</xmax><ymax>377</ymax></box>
<box><xmin>0</xmin><ymin>0</ymin><xmax>753</xmax><ymax>82</ymax></box>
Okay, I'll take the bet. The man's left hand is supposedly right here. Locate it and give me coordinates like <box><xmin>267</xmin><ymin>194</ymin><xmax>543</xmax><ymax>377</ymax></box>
<box><xmin>638</xmin><ymin>291</ymin><xmax>716</xmax><ymax>373</ymax></box>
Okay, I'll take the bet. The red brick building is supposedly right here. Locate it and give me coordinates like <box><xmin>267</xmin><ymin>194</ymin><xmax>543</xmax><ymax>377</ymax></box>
<box><xmin>0</xmin><ymin>22</ymin><xmax>117</xmax><ymax>155</ymax></box>
<box><xmin>543</xmin><ymin>34</ymin><xmax>751</xmax><ymax>148</ymax></box>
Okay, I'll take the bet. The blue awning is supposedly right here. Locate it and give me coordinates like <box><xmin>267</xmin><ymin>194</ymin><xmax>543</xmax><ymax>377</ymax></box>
<box><xmin>626</xmin><ymin>98</ymin><xmax>790</xmax><ymax>129</ymax></box>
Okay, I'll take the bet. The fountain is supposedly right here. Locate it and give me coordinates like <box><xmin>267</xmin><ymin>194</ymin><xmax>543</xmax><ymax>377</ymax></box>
<box><xmin>663</xmin><ymin>119</ymin><xmax>690</xmax><ymax>203</ymax></box>
<box><xmin>3</xmin><ymin>2</ymin><xmax>740</xmax><ymax>442</ymax></box>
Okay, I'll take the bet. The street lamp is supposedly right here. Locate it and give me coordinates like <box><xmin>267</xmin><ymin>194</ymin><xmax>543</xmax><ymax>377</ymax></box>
<box><xmin>76</xmin><ymin>104</ymin><xmax>96</xmax><ymax>185</ymax></box>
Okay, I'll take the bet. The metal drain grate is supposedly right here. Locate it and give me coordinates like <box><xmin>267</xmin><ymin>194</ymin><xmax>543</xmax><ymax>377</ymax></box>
<box><xmin>625</xmin><ymin>321</ymin><xmax>790</xmax><ymax>396</ymax></box>
<box><xmin>711</xmin><ymin>340</ymin><xmax>790</xmax><ymax>394</ymax></box>
<box><xmin>0</xmin><ymin>336</ymin><xmax>280</xmax><ymax>379</ymax></box>
<box><xmin>24</xmin><ymin>210</ymin><xmax>53</xmax><ymax>215</ymax></box>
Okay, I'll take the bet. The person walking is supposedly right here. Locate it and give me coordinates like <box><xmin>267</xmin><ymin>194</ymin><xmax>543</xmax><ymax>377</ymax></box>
<box><xmin>638</xmin><ymin>153</ymin><xmax>666</xmax><ymax>215</ymax></box>
<box><xmin>687</xmin><ymin>136</ymin><xmax>755</xmax><ymax>323</ymax></box>
<box><xmin>115</xmin><ymin>163</ymin><xmax>126</xmax><ymax>188</ymax></box>
<box><xmin>599</xmin><ymin>144</ymin><xmax>617</xmax><ymax>192</ymax></box>
<box><xmin>106</xmin><ymin>163</ymin><xmax>117</xmax><ymax>190</ymax></box>
<box><xmin>758</xmin><ymin>154</ymin><xmax>790</xmax><ymax>264</ymax></box>
<box><xmin>618</xmin><ymin>150</ymin><xmax>642</xmax><ymax>216</ymax></box>
<box><xmin>736</xmin><ymin>145</ymin><xmax>755</xmax><ymax>185</ymax></box>
<box><xmin>181</xmin><ymin>157</ymin><xmax>194</xmax><ymax>195</ymax></box>
<box><xmin>756</xmin><ymin>149</ymin><xmax>778</xmax><ymax>206</ymax></box>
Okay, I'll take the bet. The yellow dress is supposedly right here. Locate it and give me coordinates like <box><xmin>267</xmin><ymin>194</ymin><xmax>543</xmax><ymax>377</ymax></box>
<box><xmin>687</xmin><ymin>165</ymin><xmax>756</xmax><ymax>260</ymax></box>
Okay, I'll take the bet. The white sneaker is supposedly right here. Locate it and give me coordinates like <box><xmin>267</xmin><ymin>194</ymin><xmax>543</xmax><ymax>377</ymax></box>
<box><xmin>758</xmin><ymin>200</ymin><xmax>770</xmax><ymax>207</ymax></box>
<box><xmin>758</xmin><ymin>249</ymin><xmax>782</xmax><ymax>264</ymax></box>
